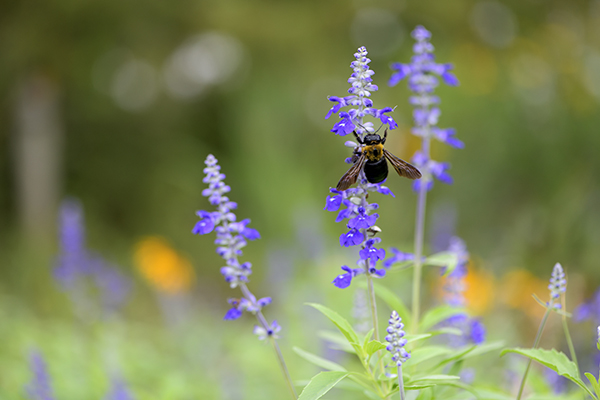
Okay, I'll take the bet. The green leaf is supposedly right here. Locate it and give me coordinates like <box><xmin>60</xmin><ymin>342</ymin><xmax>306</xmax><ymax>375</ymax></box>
<box><xmin>298</xmin><ymin>371</ymin><xmax>349</xmax><ymax>400</ymax></box>
<box><xmin>532</xmin><ymin>294</ymin><xmax>571</xmax><ymax>317</ymax></box>
<box><xmin>364</xmin><ymin>340</ymin><xmax>386</xmax><ymax>357</ymax></box>
<box><xmin>409</xmin><ymin>374</ymin><xmax>461</xmax><ymax>384</ymax></box>
<box><xmin>585</xmin><ymin>372</ymin><xmax>600</xmax><ymax>398</ymax></box>
<box><xmin>362</xmin><ymin>328</ymin><xmax>375</xmax><ymax>350</ymax></box>
<box><xmin>459</xmin><ymin>340</ymin><xmax>504</xmax><ymax>360</ymax></box>
<box><xmin>405</xmin><ymin>333</ymin><xmax>432</xmax><ymax>343</ymax></box>
<box><xmin>359</xmin><ymin>281</ymin><xmax>412</xmax><ymax>329</ymax></box>
<box><xmin>420</xmin><ymin>305</ymin><xmax>467</xmax><ymax>332</ymax></box>
<box><xmin>408</xmin><ymin>346</ymin><xmax>453</xmax><ymax>367</ymax></box>
<box><xmin>501</xmin><ymin>348</ymin><xmax>595</xmax><ymax>398</ymax></box>
<box><xmin>307</xmin><ymin>303</ymin><xmax>359</xmax><ymax>345</ymax></box>
<box><xmin>293</xmin><ymin>347</ymin><xmax>347</xmax><ymax>372</ymax></box>
<box><xmin>318</xmin><ymin>331</ymin><xmax>356</xmax><ymax>354</ymax></box>
<box><xmin>425</xmin><ymin>251</ymin><xmax>458</xmax><ymax>276</ymax></box>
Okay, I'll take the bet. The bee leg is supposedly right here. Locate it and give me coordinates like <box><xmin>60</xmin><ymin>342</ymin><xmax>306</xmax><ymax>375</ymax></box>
<box><xmin>353</xmin><ymin>131</ymin><xmax>363</xmax><ymax>144</ymax></box>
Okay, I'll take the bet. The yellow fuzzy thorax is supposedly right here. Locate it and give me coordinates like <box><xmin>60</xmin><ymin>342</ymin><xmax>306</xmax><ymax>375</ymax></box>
<box><xmin>363</xmin><ymin>143</ymin><xmax>384</xmax><ymax>162</ymax></box>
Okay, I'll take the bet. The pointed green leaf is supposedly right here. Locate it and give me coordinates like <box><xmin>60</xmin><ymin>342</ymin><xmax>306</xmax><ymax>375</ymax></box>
<box><xmin>317</xmin><ymin>331</ymin><xmax>356</xmax><ymax>354</ymax></box>
<box><xmin>405</xmin><ymin>333</ymin><xmax>432</xmax><ymax>343</ymax></box>
<box><xmin>293</xmin><ymin>347</ymin><xmax>347</xmax><ymax>372</ymax></box>
<box><xmin>420</xmin><ymin>305</ymin><xmax>466</xmax><ymax>332</ymax></box>
<box><xmin>532</xmin><ymin>294</ymin><xmax>571</xmax><ymax>317</ymax></box>
<box><xmin>364</xmin><ymin>340</ymin><xmax>387</xmax><ymax>357</ymax></box>
<box><xmin>409</xmin><ymin>374</ymin><xmax>461</xmax><ymax>384</ymax></box>
<box><xmin>307</xmin><ymin>303</ymin><xmax>359</xmax><ymax>344</ymax></box>
<box><xmin>408</xmin><ymin>346</ymin><xmax>453</xmax><ymax>367</ymax></box>
<box><xmin>362</xmin><ymin>328</ymin><xmax>375</xmax><ymax>350</ymax></box>
<box><xmin>425</xmin><ymin>251</ymin><xmax>458</xmax><ymax>276</ymax></box>
<box><xmin>460</xmin><ymin>340</ymin><xmax>504</xmax><ymax>360</ymax></box>
<box><xmin>298</xmin><ymin>371</ymin><xmax>349</xmax><ymax>400</ymax></box>
<box><xmin>501</xmin><ymin>348</ymin><xmax>595</xmax><ymax>398</ymax></box>
<box><xmin>585</xmin><ymin>373</ymin><xmax>600</xmax><ymax>398</ymax></box>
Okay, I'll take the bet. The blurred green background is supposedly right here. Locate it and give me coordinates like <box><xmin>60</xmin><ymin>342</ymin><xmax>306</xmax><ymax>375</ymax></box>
<box><xmin>2</xmin><ymin>0</ymin><xmax>600</xmax><ymax>398</ymax></box>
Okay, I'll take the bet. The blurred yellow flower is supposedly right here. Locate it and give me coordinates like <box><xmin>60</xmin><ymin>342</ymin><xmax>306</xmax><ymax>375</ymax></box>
<box><xmin>433</xmin><ymin>259</ymin><xmax>496</xmax><ymax>315</ymax></box>
<box><xmin>134</xmin><ymin>236</ymin><xmax>195</xmax><ymax>294</ymax></box>
<box><xmin>501</xmin><ymin>269</ymin><xmax>548</xmax><ymax>319</ymax></box>
<box><xmin>463</xmin><ymin>261</ymin><xmax>496</xmax><ymax>316</ymax></box>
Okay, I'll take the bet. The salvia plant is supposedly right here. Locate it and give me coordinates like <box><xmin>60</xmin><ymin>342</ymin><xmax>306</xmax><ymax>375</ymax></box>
<box><xmin>21</xmin><ymin>21</ymin><xmax>596</xmax><ymax>400</ymax></box>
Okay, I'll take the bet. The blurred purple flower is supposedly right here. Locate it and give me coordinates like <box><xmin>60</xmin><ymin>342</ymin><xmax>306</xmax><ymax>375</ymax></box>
<box><xmin>548</xmin><ymin>263</ymin><xmax>566</xmax><ymax>309</ymax></box>
<box><xmin>54</xmin><ymin>199</ymin><xmax>131</xmax><ymax>318</ymax></box>
<box><xmin>104</xmin><ymin>375</ymin><xmax>135</xmax><ymax>400</ymax></box>
<box><xmin>390</xmin><ymin>26</ymin><xmax>460</xmax><ymax>192</ymax></box>
<box><xmin>25</xmin><ymin>350</ymin><xmax>55</xmax><ymax>400</ymax></box>
<box><xmin>574</xmin><ymin>287</ymin><xmax>600</xmax><ymax>323</ymax></box>
<box><xmin>441</xmin><ymin>313</ymin><xmax>486</xmax><ymax>346</ymax></box>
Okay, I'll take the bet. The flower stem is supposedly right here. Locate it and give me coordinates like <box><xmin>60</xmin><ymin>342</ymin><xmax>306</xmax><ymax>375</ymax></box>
<box><xmin>268</xmin><ymin>335</ymin><xmax>298</xmax><ymax>399</ymax></box>
<box><xmin>240</xmin><ymin>284</ymin><xmax>297</xmax><ymax>399</ymax></box>
<box><xmin>366</xmin><ymin>265</ymin><xmax>386</xmax><ymax>382</ymax></box>
<box><xmin>366</xmin><ymin>267</ymin><xmax>380</xmax><ymax>342</ymax></box>
<box><xmin>412</xmin><ymin>182</ymin><xmax>427</xmax><ymax>332</ymax></box>
<box><xmin>397</xmin><ymin>365</ymin><xmax>406</xmax><ymax>400</ymax></box>
<box><xmin>561</xmin><ymin>295</ymin><xmax>578</xmax><ymax>367</ymax></box>
<box><xmin>516</xmin><ymin>307</ymin><xmax>551</xmax><ymax>400</ymax></box>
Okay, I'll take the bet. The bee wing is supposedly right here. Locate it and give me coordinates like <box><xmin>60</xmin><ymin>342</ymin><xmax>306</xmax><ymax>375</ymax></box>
<box><xmin>383</xmin><ymin>149</ymin><xmax>422</xmax><ymax>180</ymax></box>
<box><xmin>336</xmin><ymin>153</ymin><xmax>366</xmax><ymax>190</ymax></box>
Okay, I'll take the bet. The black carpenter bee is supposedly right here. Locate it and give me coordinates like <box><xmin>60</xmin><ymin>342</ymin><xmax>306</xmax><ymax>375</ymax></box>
<box><xmin>336</xmin><ymin>129</ymin><xmax>422</xmax><ymax>191</ymax></box>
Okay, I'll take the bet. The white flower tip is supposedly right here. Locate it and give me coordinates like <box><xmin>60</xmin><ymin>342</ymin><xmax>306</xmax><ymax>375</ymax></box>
<box><xmin>344</xmin><ymin>141</ymin><xmax>358</xmax><ymax>148</ymax></box>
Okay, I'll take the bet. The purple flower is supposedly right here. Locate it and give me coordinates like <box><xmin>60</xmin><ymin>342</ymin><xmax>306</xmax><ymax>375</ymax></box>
<box><xmin>254</xmin><ymin>320</ymin><xmax>281</xmax><ymax>340</ymax></box>
<box><xmin>25</xmin><ymin>350</ymin><xmax>55</xmax><ymax>400</ymax></box>
<box><xmin>53</xmin><ymin>199</ymin><xmax>130</xmax><ymax>318</ymax></box>
<box><xmin>441</xmin><ymin>313</ymin><xmax>486</xmax><ymax>346</ymax></box>
<box><xmin>383</xmin><ymin>248</ymin><xmax>415</xmax><ymax>268</ymax></box>
<box><xmin>324</xmin><ymin>192</ymin><xmax>343</xmax><ymax>212</ymax></box>
<box><xmin>390</xmin><ymin>25</ymin><xmax>460</xmax><ymax>193</ymax></box>
<box><xmin>104</xmin><ymin>375</ymin><xmax>134</xmax><ymax>400</ymax></box>
<box><xmin>442</xmin><ymin>236</ymin><xmax>469</xmax><ymax>307</ymax></box>
<box><xmin>327</xmin><ymin>46</ymin><xmax>398</xmax><ymax>138</ymax></box>
<box><xmin>574</xmin><ymin>287</ymin><xmax>600</xmax><ymax>323</ymax></box>
<box><xmin>339</xmin><ymin>228</ymin><xmax>364</xmax><ymax>247</ymax></box>
<box><xmin>326</xmin><ymin>47</ymin><xmax>401</xmax><ymax>289</ymax></box>
<box><xmin>348</xmin><ymin>207</ymin><xmax>378</xmax><ymax>230</ymax></box>
<box><xmin>332</xmin><ymin>266</ymin><xmax>363</xmax><ymax>289</ymax></box>
<box><xmin>194</xmin><ymin>155</ymin><xmax>278</xmax><ymax>340</ymax></box>
<box><xmin>385</xmin><ymin>311</ymin><xmax>410</xmax><ymax>367</ymax></box>
<box><xmin>548</xmin><ymin>263</ymin><xmax>566</xmax><ymax>309</ymax></box>
<box><xmin>89</xmin><ymin>257</ymin><xmax>131</xmax><ymax>314</ymax></box>
<box><xmin>359</xmin><ymin>238</ymin><xmax>386</xmax><ymax>264</ymax></box>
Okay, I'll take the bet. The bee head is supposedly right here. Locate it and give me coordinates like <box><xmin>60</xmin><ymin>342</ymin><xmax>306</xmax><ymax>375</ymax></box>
<box><xmin>363</xmin><ymin>133</ymin><xmax>382</xmax><ymax>145</ymax></box>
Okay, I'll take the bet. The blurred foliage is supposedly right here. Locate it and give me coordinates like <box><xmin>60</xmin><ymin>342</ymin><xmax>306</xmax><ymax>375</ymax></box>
<box><xmin>2</xmin><ymin>0</ymin><xmax>600</xmax><ymax>397</ymax></box>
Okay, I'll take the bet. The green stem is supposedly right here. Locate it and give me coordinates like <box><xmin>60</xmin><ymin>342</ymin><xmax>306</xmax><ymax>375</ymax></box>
<box><xmin>268</xmin><ymin>335</ymin><xmax>298</xmax><ymax>399</ymax></box>
<box><xmin>240</xmin><ymin>284</ymin><xmax>297</xmax><ymax>399</ymax></box>
<box><xmin>561</xmin><ymin>295</ymin><xmax>578</xmax><ymax>368</ymax></box>
<box><xmin>397</xmin><ymin>365</ymin><xmax>406</xmax><ymax>400</ymax></box>
<box><xmin>516</xmin><ymin>307</ymin><xmax>552</xmax><ymax>400</ymax></box>
<box><xmin>412</xmin><ymin>182</ymin><xmax>427</xmax><ymax>333</ymax></box>
<box><xmin>366</xmin><ymin>266</ymin><xmax>387</xmax><ymax>389</ymax></box>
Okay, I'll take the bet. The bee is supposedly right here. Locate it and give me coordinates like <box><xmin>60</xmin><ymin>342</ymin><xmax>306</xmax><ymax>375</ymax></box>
<box><xmin>336</xmin><ymin>129</ymin><xmax>421</xmax><ymax>191</ymax></box>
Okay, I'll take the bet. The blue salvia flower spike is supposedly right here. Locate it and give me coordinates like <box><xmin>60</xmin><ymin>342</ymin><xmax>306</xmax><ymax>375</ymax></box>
<box><xmin>324</xmin><ymin>46</ymin><xmax>398</xmax><ymax>290</ymax></box>
<box><xmin>389</xmin><ymin>25</ymin><xmax>460</xmax><ymax>331</ymax></box>
<box><xmin>25</xmin><ymin>351</ymin><xmax>55</xmax><ymax>400</ymax></box>
<box><xmin>385</xmin><ymin>311</ymin><xmax>409</xmax><ymax>400</ymax></box>
<box><xmin>192</xmin><ymin>154</ymin><xmax>297</xmax><ymax>399</ymax></box>
<box><xmin>548</xmin><ymin>262</ymin><xmax>566</xmax><ymax>309</ymax></box>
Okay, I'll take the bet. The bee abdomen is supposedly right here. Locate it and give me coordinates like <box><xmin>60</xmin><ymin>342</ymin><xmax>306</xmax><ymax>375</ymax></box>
<box><xmin>364</xmin><ymin>158</ymin><xmax>388</xmax><ymax>183</ymax></box>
